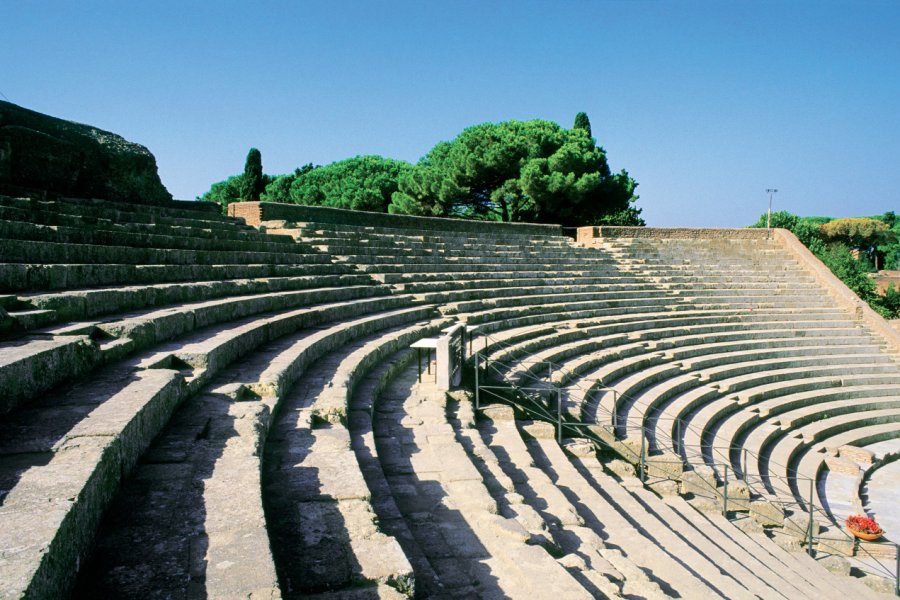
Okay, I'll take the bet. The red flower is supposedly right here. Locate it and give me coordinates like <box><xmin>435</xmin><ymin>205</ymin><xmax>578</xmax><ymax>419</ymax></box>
<box><xmin>846</xmin><ymin>515</ymin><xmax>883</xmax><ymax>535</ymax></box>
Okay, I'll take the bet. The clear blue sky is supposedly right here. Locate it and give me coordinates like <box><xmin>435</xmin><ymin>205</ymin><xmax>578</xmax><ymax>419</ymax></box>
<box><xmin>4</xmin><ymin>1</ymin><xmax>899</xmax><ymax>226</ymax></box>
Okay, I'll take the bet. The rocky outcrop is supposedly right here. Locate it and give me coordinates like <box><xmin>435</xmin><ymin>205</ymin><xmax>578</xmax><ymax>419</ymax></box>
<box><xmin>0</xmin><ymin>101</ymin><xmax>171</xmax><ymax>203</ymax></box>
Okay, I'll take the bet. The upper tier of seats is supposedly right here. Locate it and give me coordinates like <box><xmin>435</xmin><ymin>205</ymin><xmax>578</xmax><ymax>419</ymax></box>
<box><xmin>1</xmin><ymin>197</ymin><xmax>897</xmax><ymax>598</ymax></box>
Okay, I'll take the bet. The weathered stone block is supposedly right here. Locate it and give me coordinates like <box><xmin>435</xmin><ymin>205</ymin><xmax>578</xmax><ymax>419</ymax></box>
<box><xmin>817</xmin><ymin>554</ymin><xmax>852</xmax><ymax>576</ymax></box>
<box><xmin>750</xmin><ymin>499</ymin><xmax>785</xmax><ymax>527</ymax></box>
<box><xmin>679</xmin><ymin>465</ymin><xmax>717</xmax><ymax>498</ymax></box>
<box><xmin>480</xmin><ymin>404</ymin><xmax>515</xmax><ymax>421</ymax></box>
<box><xmin>815</xmin><ymin>536</ymin><xmax>856</xmax><ymax>557</ymax></box>
<box><xmin>838</xmin><ymin>444</ymin><xmax>875</xmax><ymax>465</ymax></box>
<box><xmin>733</xmin><ymin>515</ymin><xmax>766</xmax><ymax>534</ymax></box>
<box><xmin>782</xmin><ymin>515</ymin><xmax>823</xmax><ymax>540</ymax></box>
<box><xmin>620</xmin><ymin>434</ymin><xmax>646</xmax><ymax>461</ymax></box>
<box><xmin>604</xmin><ymin>458</ymin><xmax>636</xmax><ymax>479</ymax></box>
<box><xmin>862</xmin><ymin>574</ymin><xmax>897</xmax><ymax>595</ymax></box>
<box><xmin>770</xmin><ymin>530</ymin><xmax>804</xmax><ymax>553</ymax></box>
<box><xmin>561</xmin><ymin>439</ymin><xmax>595</xmax><ymax>458</ymax></box>
<box><xmin>648</xmin><ymin>479</ymin><xmax>680</xmax><ymax>496</ymax></box>
<box><xmin>518</xmin><ymin>419</ymin><xmax>556</xmax><ymax>440</ymax></box>
<box><xmin>646</xmin><ymin>451</ymin><xmax>684</xmax><ymax>479</ymax></box>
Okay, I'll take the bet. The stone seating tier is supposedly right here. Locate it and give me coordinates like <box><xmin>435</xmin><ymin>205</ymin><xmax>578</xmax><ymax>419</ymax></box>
<box><xmin>0</xmin><ymin>195</ymin><xmax>224</xmax><ymax>221</ymax></box>
<box><xmin>2</xmin><ymin>292</ymin><xmax>438</xmax><ymax>598</ymax></box>
<box><xmin>0</xmin><ymin>286</ymin><xmax>400</xmax><ymax>416</ymax></box>
<box><xmin>2</xmin><ymin>199</ymin><xmax>898</xmax><ymax>598</ymax></box>
<box><xmin>0</xmin><ymin>261</ymin><xmax>362</xmax><ymax>293</ymax></box>
<box><xmin>0</xmin><ymin>202</ymin><xmax>287</xmax><ymax>243</ymax></box>
<box><xmin>0</xmin><ymin>219</ymin><xmax>313</xmax><ymax>255</ymax></box>
<box><xmin>76</xmin><ymin>310</ymin><xmax>445</xmax><ymax>598</ymax></box>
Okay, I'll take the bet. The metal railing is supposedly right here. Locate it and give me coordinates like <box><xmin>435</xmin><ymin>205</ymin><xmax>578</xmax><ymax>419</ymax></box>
<box><xmin>469</xmin><ymin>330</ymin><xmax>900</xmax><ymax>594</ymax></box>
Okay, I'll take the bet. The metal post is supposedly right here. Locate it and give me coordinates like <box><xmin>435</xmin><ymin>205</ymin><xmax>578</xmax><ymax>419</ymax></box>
<box><xmin>474</xmin><ymin>353</ymin><xmax>481</xmax><ymax>411</ymax></box>
<box><xmin>639</xmin><ymin>426</ymin><xmax>647</xmax><ymax>483</ymax></box>
<box><xmin>556</xmin><ymin>388</ymin><xmax>563</xmax><ymax>444</ymax></box>
<box><xmin>723</xmin><ymin>464</ymin><xmax>729</xmax><ymax>517</ymax></box>
<box><xmin>807</xmin><ymin>479</ymin><xmax>815</xmax><ymax>556</ymax></box>
<box><xmin>612</xmin><ymin>391</ymin><xmax>618</xmax><ymax>431</ymax></box>
<box><xmin>894</xmin><ymin>544</ymin><xmax>899</xmax><ymax>597</ymax></box>
<box><xmin>742</xmin><ymin>448</ymin><xmax>748</xmax><ymax>481</ymax></box>
<box><xmin>483</xmin><ymin>337</ymin><xmax>488</xmax><ymax>373</ymax></box>
<box><xmin>675</xmin><ymin>418</ymin><xmax>681</xmax><ymax>455</ymax></box>
<box><xmin>416</xmin><ymin>348</ymin><xmax>422</xmax><ymax>382</ymax></box>
<box><xmin>766</xmin><ymin>188</ymin><xmax>778</xmax><ymax>229</ymax></box>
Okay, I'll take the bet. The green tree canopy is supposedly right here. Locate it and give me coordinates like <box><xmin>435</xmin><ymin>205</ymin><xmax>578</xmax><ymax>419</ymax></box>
<box><xmin>389</xmin><ymin>119</ymin><xmax>641</xmax><ymax>226</ymax></box>
<box><xmin>199</xmin><ymin>175</ymin><xmax>244</xmax><ymax>210</ymax></box>
<box><xmin>574</xmin><ymin>112</ymin><xmax>592</xmax><ymax>137</ymax></box>
<box><xmin>241</xmin><ymin>147</ymin><xmax>265</xmax><ymax>201</ymax></box>
<box><xmin>749</xmin><ymin>210</ymin><xmax>799</xmax><ymax>230</ymax></box>
<box><xmin>264</xmin><ymin>163</ymin><xmax>318</xmax><ymax>203</ymax></box>
<box><xmin>818</xmin><ymin>243</ymin><xmax>879</xmax><ymax>302</ymax></box>
<box><xmin>820</xmin><ymin>217</ymin><xmax>893</xmax><ymax>249</ymax></box>
<box><xmin>289</xmin><ymin>155</ymin><xmax>412</xmax><ymax>212</ymax></box>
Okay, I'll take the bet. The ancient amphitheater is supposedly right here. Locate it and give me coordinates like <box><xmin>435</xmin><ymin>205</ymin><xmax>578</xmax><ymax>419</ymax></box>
<box><xmin>1</xmin><ymin>195</ymin><xmax>899</xmax><ymax>599</ymax></box>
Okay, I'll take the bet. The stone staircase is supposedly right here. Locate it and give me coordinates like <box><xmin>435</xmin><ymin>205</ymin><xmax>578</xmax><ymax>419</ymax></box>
<box><xmin>1</xmin><ymin>198</ymin><xmax>898</xmax><ymax>598</ymax></box>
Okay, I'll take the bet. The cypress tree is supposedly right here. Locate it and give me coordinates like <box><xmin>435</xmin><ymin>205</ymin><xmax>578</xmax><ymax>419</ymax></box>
<box><xmin>241</xmin><ymin>147</ymin><xmax>264</xmax><ymax>201</ymax></box>
<box><xmin>574</xmin><ymin>112</ymin><xmax>592</xmax><ymax>138</ymax></box>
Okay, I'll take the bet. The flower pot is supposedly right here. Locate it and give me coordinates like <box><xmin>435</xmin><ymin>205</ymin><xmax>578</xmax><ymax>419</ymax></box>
<box><xmin>848</xmin><ymin>527</ymin><xmax>883</xmax><ymax>542</ymax></box>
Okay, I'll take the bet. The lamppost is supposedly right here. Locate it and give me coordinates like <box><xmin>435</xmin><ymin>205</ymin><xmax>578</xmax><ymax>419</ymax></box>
<box><xmin>766</xmin><ymin>188</ymin><xmax>778</xmax><ymax>228</ymax></box>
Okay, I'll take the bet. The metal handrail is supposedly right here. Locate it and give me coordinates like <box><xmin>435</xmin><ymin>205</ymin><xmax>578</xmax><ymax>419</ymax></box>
<box><xmin>471</xmin><ymin>338</ymin><xmax>900</xmax><ymax>593</ymax></box>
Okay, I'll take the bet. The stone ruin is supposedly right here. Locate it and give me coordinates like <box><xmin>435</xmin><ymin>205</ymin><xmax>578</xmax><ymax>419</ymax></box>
<box><xmin>0</xmin><ymin>108</ymin><xmax>899</xmax><ymax>599</ymax></box>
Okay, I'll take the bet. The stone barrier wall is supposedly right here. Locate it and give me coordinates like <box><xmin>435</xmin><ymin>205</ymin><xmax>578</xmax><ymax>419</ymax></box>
<box><xmin>773</xmin><ymin>228</ymin><xmax>900</xmax><ymax>355</ymax></box>
<box><xmin>577</xmin><ymin>226</ymin><xmax>773</xmax><ymax>243</ymax></box>
<box><xmin>228</xmin><ymin>201</ymin><xmax>564</xmax><ymax>235</ymax></box>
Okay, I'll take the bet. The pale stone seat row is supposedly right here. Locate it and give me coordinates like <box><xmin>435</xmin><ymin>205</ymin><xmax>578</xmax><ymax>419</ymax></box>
<box><xmin>301</xmin><ymin>222</ymin><xmax>899</xmax><ymax>595</ymax></box>
<box><xmin>483</xmin><ymin>310</ymin><xmax>873</xmax><ymax>419</ymax></box>
<box><xmin>4</xmin><ymin>199</ymin><xmax>898</xmax><ymax>598</ymax></box>
<box><xmin>0</xmin><ymin>279</ymin><xmax>433</xmax><ymax>597</ymax></box>
<box><xmin>75</xmin><ymin>304</ymin><xmax>445</xmax><ymax>598</ymax></box>
<box><xmin>469</xmin><ymin>233</ymin><xmax>898</xmax><ymax>576</ymax></box>
<box><xmin>0</xmin><ymin>260</ymin><xmax>358</xmax><ymax>293</ymax></box>
<box><xmin>0</xmin><ymin>218</ymin><xmax>316</xmax><ymax>256</ymax></box>
<box><xmin>488</xmin><ymin>309</ymin><xmax>864</xmax><ymax>382</ymax></box>
<box><xmin>744</xmin><ymin>406</ymin><xmax>900</xmax><ymax>505</ymax></box>
<box><xmin>265</xmin><ymin>219</ymin><xmax>570</xmax><ymax>244</ymax></box>
<box><xmin>352</xmin><ymin>336</ymin><xmax>875</xmax><ymax>598</ymax></box>
<box><xmin>0</xmin><ymin>202</ymin><xmax>293</xmax><ymax>247</ymax></box>
<box><xmin>2</xmin><ymin>198</ymin><xmax>650</xmax><ymax>598</ymax></box>
<box><xmin>468</xmin><ymin>402</ymin><xmax>872</xmax><ymax>599</ymax></box>
<box><xmin>0</xmin><ymin>196</ymin><xmax>433</xmax><ymax>597</ymax></box>
<box><xmin>0</xmin><ymin>284</ymin><xmax>395</xmax><ymax>416</ymax></box>
<box><xmin>673</xmin><ymin>376</ymin><xmax>900</xmax><ymax>464</ymax></box>
<box><xmin>358</xmin><ymin>364</ymin><xmax>596</xmax><ymax>599</ymax></box>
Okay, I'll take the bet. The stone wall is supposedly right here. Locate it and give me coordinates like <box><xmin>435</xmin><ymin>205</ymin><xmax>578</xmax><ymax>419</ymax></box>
<box><xmin>229</xmin><ymin>201</ymin><xmax>564</xmax><ymax>235</ymax></box>
<box><xmin>772</xmin><ymin>228</ymin><xmax>900</xmax><ymax>355</ymax></box>
<box><xmin>0</xmin><ymin>101</ymin><xmax>171</xmax><ymax>204</ymax></box>
<box><xmin>872</xmin><ymin>271</ymin><xmax>900</xmax><ymax>293</ymax></box>
<box><xmin>577</xmin><ymin>226</ymin><xmax>773</xmax><ymax>243</ymax></box>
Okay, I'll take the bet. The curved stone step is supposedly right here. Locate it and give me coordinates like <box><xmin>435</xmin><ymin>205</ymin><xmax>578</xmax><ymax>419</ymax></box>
<box><xmin>482</xmin><ymin>418</ymin><xmax>761</xmax><ymax>599</ymax></box>
<box><xmin>370</xmin><ymin>370</ymin><xmax>592</xmax><ymax>599</ymax></box>
<box><xmin>14</xmin><ymin>273</ymin><xmax>377</xmax><ymax>326</ymax></box>
<box><xmin>0</xmin><ymin>261</ymin><xmax>361</xmax><ymax>293</ymax></box>
<box><xmin>0</xmin><ymin>298</ymin><xmax>430</xmax><ymax>598</ymax></box>
<box><xmin>72</xmin><ymin>310</ymin><xmax>441</xmax><ymax>598</ymax></box>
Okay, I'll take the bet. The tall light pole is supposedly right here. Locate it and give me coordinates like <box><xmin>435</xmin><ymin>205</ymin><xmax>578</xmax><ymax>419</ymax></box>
<box><xmin>766</xmin><ymin>188</ymin><xmax>778</xmax><ymax>228</ymax></box>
